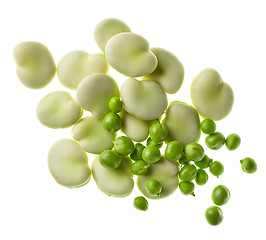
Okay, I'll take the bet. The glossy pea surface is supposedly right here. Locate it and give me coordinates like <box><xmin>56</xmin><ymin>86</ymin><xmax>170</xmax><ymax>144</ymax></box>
<box><xmin>240</xmin><ymin>157</ymin><xmax>257</xmax><ymax>174</ymax></box>
<box><xmin>205</xmin><ymin>206</ymin><xmax>223</xmax><ymax>226</ymax></box>
<box><xmin>200</xmin><ymin>118</ymin><xmax>216</xmax><ymax>134</ymax></box>
<box><xmin>131</xmin><ymin>160</ymin><xmax>149</xmax><ymax>175</ymax></box>
<box><xmin>130</xmin><ymin>143</ymin><xmax>145</xmax><ymax>161</ymax></box>
<box><xmin>209</xmin><ymin>161</ymin><xmax>224</xmax><ymax>177</ymax></box>
<box><xmin>142</xmin><ymin>145</ymin><xmax>161</xmax><ymax>164</ymax></box>
<box><xmin>195</xmin><ymin>169</ymin><xmax>208</xmax><ymax>185</ymax></box>
<box><xmin>133</xmin><ymin>196</ymin><xmax>148</xmax><ymax>211</ymax></box>
<box><xmin>211</xmin><ymin>185</ymin><xmax>230</xmax><ymax>206</ymax></box>
<box><xmin>205</xmin><ymin>132</ymin><xmax>225</xmax><ymax>150</ymax></box>
<box><xmin>109</xmin><ymin>97</ymin><xmax>123</xmax><ymax>113</ymax></box>
<box><xmin>113</xmin><ymin>136</ymin><xmax>134</xmax><ymax>155</ymax></box>
<box><xmin>99</xmin><ymin>150</ymin><xmax>121</xmax><ymax>169</ymax></box>
<box><xmin>102</xmin><ymin>112</ymin><xmax>121</xmax><ymax>132</ymax></box>
<box><xmin>146</xmin><ymin>179</ymin><xmax>163</xmax><ymax>197</ymax></box>
<box><xmin>178</xmin><ymin>154</ymin><xmax>190</xmax><ymax>165</ymax></box>
<box><xmin>225</xmin><ymin>133</ymin><xmax>241</xmax><ymax>150</ymax></box>
<box><xmin>179</xmin><ymin>163</ymin><xmax>197</xmax><ymax>181</ymax></box>
<box><xmin>146</xmin><ymin>137</ymin><xmax>163</xmax><ymax>148</ymax></box>
<box><xmin>195</xmin><ymin>155</ymin><xmax>212</xmax><ymax>169</ymax></box>
<box><xmin>165</xmin><ymin>141</ymin><xmax>183</xmax><ymax>162</ymax></box>
<box><xmin>184</xmin><ymin>142</ymin><xmax>205</xmax><ymax>162</ymax></box>
<box><xmin>149</xmin><ymin>122</ymin><xmax>168</xmax><ymax>143</ymax></box>
<box><xmin>179</xmin><ymin>181</ymin><xmax>195</xmax><ymax>196</ymax></box>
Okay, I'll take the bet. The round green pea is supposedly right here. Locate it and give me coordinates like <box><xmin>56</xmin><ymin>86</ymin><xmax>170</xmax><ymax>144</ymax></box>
<box><xmin>102</xmin><ymin>112</ymin><xmax>121</xmax><ymax>132</ymax></box>
<box><xmin>178</xmin><ymin>154</ymin><xmax>190</xmax><ymax>165</ymax></box>
<box><xmin>149</xmin><ymin>122</ymin><xmax>168</xmax><ymax>143</ymax></box>
<box><xmin>130</xmin><ymin>143</ymin><xmax>145</xmax><ymax>161</ymax></box>
<box><xmin>240</xmin><ymin>157</ymin><xmax>257</xmax><ymax>174</ymax></box>
<box><xmin>184</xmin><ymin>142</ymin><xmax>205</xmax><ymax>162</ymax></box>
<box><xmin>205</xmin><ymin>132</ymin><xmax>225</xmax><ymax>150</ymax></box>
<box><xmin>211</xmin><ymin>185</ymin><xmax>230</xmax><ymax>206</ymax></box>
<box><xmin>108</xmin><ymin>97</ymin><xmax>122</xmax><ymax>113</ymax></box>
<box><xmin>179</xmin><ymin>163</ymin><xmax>197</xmax><ymax>181</ymax></box>
<box><xmin>205</xmin><ymin>206</ymin><xmax>223</xmax><ymax>226</ymax></box>
<box><xmin>195</xmin><ymin>169</ymin><xmax>208</xmax><ymax>185</ymax></box>
<box><xmin>165</xmin><ymin>141</ymin><xmax>183</xmax><ymax>162</ymax></box>
<box><xmin>131</xmin><ymin>160</ymin><xmax>149</xmax><ymax>175</ymax></box>
<box><xmin>113</xmin><ymin>136</ymin><xmax>134</xmax><ymax>155</ymax></box>
<box><xmin>146</xmin><ymin>179</ymin><xmax>162</xmax><ymax>197</ymax></box>
<box><xmin>194</xmin><ymin>155</ymin><xmax>212</xmax><ymax>169</ymax></box>
<box><xmin>179</xmin><ymin>181</ymin><xmax>195</xmax><ymax>196</ymax></box>
<box><xmin>201</xmin><ymin>119</ymin><xmax>216</xmax><ymax>134</ymax></box>
<box><xmin>225</xmin><ymin>133</ymin><xmax>241</xmax><ymax>150</ymax></box>
<box><xmin>133</xmin><ymin>196</ymin><xmax>148</xmax><ymax>211</ymax></box>
<box><xmin>142</xmin><ymin>145</ymin><xmax>161</xmax><ymax>164</ymax></box>
<box><xmin>99</xmin><ymin>150</ymin><xmax>121</xmax><ymax>169</ymax></box>
<box><xmin>209</xmin><ymin>161</ymin><xmax>224</xmax><ymax>177</ymax></box>
<box><xmin>146</xmin><ymin>137</ymin><xmax>163</xmax><ymax>148</ymax></box>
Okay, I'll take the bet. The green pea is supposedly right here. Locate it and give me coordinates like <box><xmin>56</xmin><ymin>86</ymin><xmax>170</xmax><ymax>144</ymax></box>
<box><xmin>179</xmin><ymin>163</ymin><xmax>197</xmax><ymax>181</ymax></box>
<box><xmin>211</xmin><ymin>185</ymin><xmax>230</xmax><ymax>206</ymax></box>
<box><xmin>102</xmin><ymin>112</ymin><xmax>121</xmax><ymax>132</ymax></box>
<box><xmin>179</xmin><ymin>181</ymin><xmax>195</xmax><ymax>196</ymax></box>
<box><xmin>108</xmin><ymin>97</ymin><xmax>123</xmax><ymax>113</ymax></box>
<box><xmin>146</xmin><ymin>137</ymin><xmax>163</xmax><ymax>148</ymax></box>
<box><xmin>200</xmin><ymin>118</ymin><xmax>216</xmax><ymax>134</ymax></box>
<box><xmin>99</xmin><ymin>150</ymin><xmax>121</xmax><ymax>169</ymax></box>
<box><xmin>205</xmin><ymin>206</ymin><xmax>223</xmax><ymax>226</ymax></box>
<box><xmin>130</xmin><ymin>143</ymin><xmax>145</xmax><ymax>161</ymax></box>
<box><xmin>145</xmin><ymin>179</ymin><xmax>162</xmax><ymax>197</ymax></box>
<box><xmin>184</xmin><ymin>142</ymin><xmax>205</xmax><ymax>162</ymax></box>
<box><xmin>149</xmin><ymin>121</ymin><xmax>168</xmax><ymax>143</ymax></box>
<box><xmin>178</xmin><ymin>154</ymin><xmax>190</xmax><ymax>165</ymax></box>
<box><xmin>195</xmin><ymin>169</ymin><xmax>208</xmax><ymax>185</ymax></box>
<box><xmin>240</xmin><ymin>157</ymin><xmax>257</xmax><ymax>174</ymax></box>
<box><xmin>205</xmin><ymin>132</ymin><xmax>225</xmax><ymax>150</ymax></box>
<box><xmin>113</xmin><ymin>136</ymin><xmax>134</xmax><ymax>155</ymax></box>
<box><xmin>165</xmin><ymin>141</ymin><xmax>183</xmax><ymax>162</ymax></box>
<box><xmin>142</xmin><ymin>145</ymin><xmax>161</xmax><ymax>164</ymax></box>
<box><xmin>133</xmin><ymin>196</ymin><xmax>148</xmax><ymax>211</ymax></box>
<box><xmin>131</xmin><ymin>160</ymin><xmax>150</xmax><ymax>175</ymax></box>
<box><xmin>225</xmin><ymin>133</ymin><xmax>241</xmax><ymax>150</ymax></box>
<box><xmin>209</xmin><ymin>161</ymin><xmax>224</xmax><ymax>177</ymax></box>
<box><xmin>194</xmin><ymin>155</ymin><xmax>212</xmax><ymax>169</ymax></box>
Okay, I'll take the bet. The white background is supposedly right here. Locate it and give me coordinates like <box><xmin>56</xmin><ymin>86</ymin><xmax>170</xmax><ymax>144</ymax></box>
<box><xmin>1</xmin><ymin>0</ymin><xmax>266</xmax><ymax>239</ymax></box>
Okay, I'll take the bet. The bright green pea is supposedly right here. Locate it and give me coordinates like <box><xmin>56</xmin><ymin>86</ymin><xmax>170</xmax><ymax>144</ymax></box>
<box><xmin>178</xmin><ymin>154</ymin><xmax>190</xmax><ymax>165</ymax></box>
<box><xmin>194</xmin><ymin>155</ymin><xmax>212</xmax><ymax>169</ymax></box>
<box><xmin>209</xmin><ymin>161</ymin><xmax>224</xmax><ymax>177</ymax></box>
<box><xmin>195</xmin><ymin>169</ymin><xmax>208</xmax><ymax>185</ymax></box>
<box><xmin>205</xmin><ymin>132</ymin><xmax>225</xmax><ymax>150</ymax></box>
<box><xmin>240</xmin><ymin>157</ymin><xmax>257</xmax><ymax>174</ymax></box>
<box><xmin>130</xmin><ymin>143</ymin><xmax>145</xmax><ymax>161</ymax></box>
<box><xmin>131</xmin><ymin>160</ymin><xmax>150</xmax><ymax>175</ymax></box>
<box><xmin>149</xmin><ymin>121</ymin><xmax>168</xmax><ymax>143</ymax></box>
<box><xmin>102</xmin><ymin>112</ymin><xmax>121</xmax><ymax>132</ymax></box>
<box><xmin>211</xmin><ymin>185</ymin><xmax>230</xmax><ymax>206</ymax></box>
<box><xmin>179</xmin><ymin>163</ymin><xmax>197</xmax><ymax>181</ymax></box>
<box><xmin>142</xmin><ymin>145</ymin><xmax>161</xmax><ymax>164</ymax></box>
<box><xmin>113</xmin><ymin>136</ymin><xmax>134</xmax><ymax>155</ymax></box>
<box><xmin>184</xmin><ymin>142</ymin><xmax>205</xmax><ymax>162</ymax></box>
<box><xmin>146</xmin><ymin>137</ymin><xmax>163</xmax><ymax>148</ymax></box>
<box><xmin>205</xmin><ymin>206</ymin><xmax>223</xmax><ymax>226</ymax></box>
<box><xmin>225</xmin><ymin>133</ymin><xmax>241</xmax><ymax>150</ymax></box>
<box><xmin>99</xmin><ymin>150</ymin><xmax>121</xmax><ymax>169</ymax></box>
<box><xmin>165</xmin><ymin>141</ymin><xmax>183</xmax><ymax>162</ymax></box>
<box><xmin>146</xmin><ymin>179</ymin><xmax>162</xmax><ymax>197</ymax></box>
<box><xmin>179</xmin><ymin>181</ymin><xmax>195</xmax><ymax>196</ymax></box>
<box><xmin>133</xmin><ymin>196</ymin><xmax>148</xmax><ymax>211</ymax></box>
<box><xmin>201</xmin><ymin>118</ymin><xmax>216</xmax><ymax>134</ymax></box>
<box><xmin>108</xmin><ymin>97</ymin><xmax>123</xmax><ymax>113</ymax></box>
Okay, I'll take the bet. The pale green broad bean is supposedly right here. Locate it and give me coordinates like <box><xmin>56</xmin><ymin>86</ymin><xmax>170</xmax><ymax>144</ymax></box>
<box><xmin>190</xmin><ymin>68</ymin><xmax>234</xmax><ymax>120</ymax></box>
<box><xmin>92</xmin><ymin>155</ymin><xmax>134</xmax><ymax>197</ymax></box>
<box><xmin>48</xmin><ymin>139</ymin><xmax>91</xmax><ymax>188</ymax></box>
<box><xmin>94</xmin><ymin>18</ymin><xmax>131</xmax><ymax>52</ymax></box>
<box><xmin>142</xmin><ymin>47</ymin><xmax>184</xmax><ymax>94</ymax></box>
<box><xmin>105</xmin><ymin>32</ymin><xmax>158</xmax><ymax>77</ymax></box>
<box><xmin>76</xmin><ymin>73</ymin><xmax>120</xmax><ymax>119</ymax></box>
<box><xmin>13</xmin><ymin>41</ymin><xmax>56</xmax><ymax>89</ymax></box>
<box><xmin>36</xmin><ymin>91</ymin><xmax>82</xmax><ymax>129</ymax></box>
<box><xmin>162</xmin><ymin>101</ymin><xmax>201</xmax><ymax>146</ymax></box>
<box><xmin>72</xmin><ymin>116</ymin><xmax>116</xmax><ymax>154</ymax></box>
<box><xmin>137</xmin><ymin>157</ymin><xmax>179</xmax><ymax>199</ymax></box>
<box><xmin>121</xmin><ymin>78</ymin><xmax>168</xmax><ymax>121</ymax></box>
<box><xmin>57</xmin><ymin>50</ymin><xmax>108</xmax><ymax>90</ymax></box>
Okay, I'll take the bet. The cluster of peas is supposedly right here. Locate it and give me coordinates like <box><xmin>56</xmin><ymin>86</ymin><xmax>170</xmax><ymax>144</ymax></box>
<box><xmin>101</xmin><ymin>98</ymin><xmax>257</xmax><ymax>226</ymax></box>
